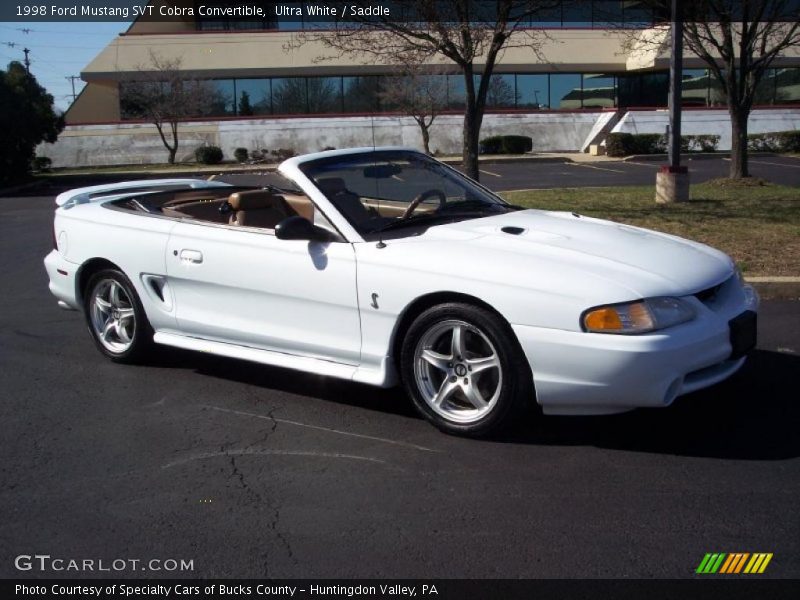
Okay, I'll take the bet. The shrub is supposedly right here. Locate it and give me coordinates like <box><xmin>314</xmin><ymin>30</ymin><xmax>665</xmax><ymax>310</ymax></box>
<box><xmin>775</xmin><ymin>130</ymin><xmax>800</xmax><ymax>152</ymax></box>
<box><xmin>233</xmin><ymin>147</ymin><xmax>249</xmax><ymax>163</ymax></box>
<box><xmin>270</xmin><ymin>148</ymin><xmax>297</xmax><ymax>160</ymax></box>
<box><xmin>748</xmin><ymin>130</ymin><xmax>800</xmax><ymax>153</ymax></box>
<box><xmin>321</xmin><ymin>146</ymin><xmax>336</xmax><ymax>152</ymax></box>
<box><xmin>479</xmin><ymin>135</ymin><xmax>533</xmax><ymax>154</ymax></box>
<box><xmin>605</xmin><ymin>133</ymin><xmax>635</xmax><ymax>157</ymax></box>
<box><xmin>195</xmin><ymin>145</ymin><xmax>223</xmax><ymax>165</ymax></box>
<box><xmin>32</xmin><ymin>156</ymin><xmax>52</xmax><ymax>172</ymax></box>
<box><xmin>630</xmin><ymin>133</ymin><xmax>666</xmax><ymax>154</ymax></box>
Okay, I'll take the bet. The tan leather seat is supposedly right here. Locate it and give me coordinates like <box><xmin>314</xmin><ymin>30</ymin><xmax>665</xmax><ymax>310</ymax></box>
<box><xmin>228</xmin><ymin>190</ymin><xmax>291</xmax><ymax>229</ymax></box>
<box><xmin>283</xmin><ymin>193</ymin><xmax>315</xmax><ymax>222</ymax></box>
<box><xmin>316</xmin><ymin>177</ymin><xmax>373</xmax><ymax>226</ymax></box>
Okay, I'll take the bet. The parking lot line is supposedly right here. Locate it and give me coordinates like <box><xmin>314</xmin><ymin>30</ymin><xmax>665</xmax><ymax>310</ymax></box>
<box><xmin>479</xmin><ymin>168</ymin><xmax>503</xmax><ymax>177</ymax></box>
<box><xmin>569</xmin><ymin>163</ymin><xmax>625</xmax><ymax>173</ymax></box>
<box><xmin>741</xmin><ymin>158</ymin><xmax>800</xmax><ymax>169</ymax></box>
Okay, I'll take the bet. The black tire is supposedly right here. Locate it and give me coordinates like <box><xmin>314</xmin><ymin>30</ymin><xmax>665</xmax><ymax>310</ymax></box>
<box><xmin>399</xmin><ymin>302</ymin><xmax>533</xmax><ymax>437</ymax></box>
<box><xmin>83</xmin><ymin>268</ymin><xmax>154</xmax><ymax>364</ymax></box>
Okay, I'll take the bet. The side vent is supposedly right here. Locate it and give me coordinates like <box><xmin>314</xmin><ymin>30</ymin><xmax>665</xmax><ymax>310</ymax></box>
<box><xmin>140</xmin><ymin>274</ymin><xmax>173</xmax><ymax>311</ymax></box>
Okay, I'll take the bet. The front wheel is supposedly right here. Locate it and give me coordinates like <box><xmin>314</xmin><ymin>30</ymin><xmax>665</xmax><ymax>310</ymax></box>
<box><xmin>400</xmin><ymin>303</ymin><xmax>532</xmax><ymax>437</ymax></box>
<box><xmin>84</xmin><ymin>269</ymin><xmax>153</xmax><ymax>363</ymax></box>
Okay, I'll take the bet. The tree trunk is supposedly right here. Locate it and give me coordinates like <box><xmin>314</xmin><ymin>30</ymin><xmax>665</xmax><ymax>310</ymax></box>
<box><xmin>420</xmin><ymin>124</ymin><xmax>431</xmax><ymax>155</ymax></box>
<box><xmin>463</xmin><ymin>109</ymin><xmax>483</xmax><ymax>183</ymax></box>
<box><xmin>462</xmin><ymin>65</ymin><xmax>482</xmax><ymax>181</ymax></box>
<box><xmin>728</xmin><ymin>108</ymin><xmax>749</xmax><ymax>179</ymax></box>
<box><xmin>170</xmin><ymin>121</ymin><xmax>179</xmax><ymax>165</ymax></box>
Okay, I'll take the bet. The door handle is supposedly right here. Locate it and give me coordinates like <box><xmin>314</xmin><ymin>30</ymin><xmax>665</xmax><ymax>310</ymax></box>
<box><xmin>179</xmin><ymin>249</ymin><xmax>203</xmax><ymax>264</ymax></box>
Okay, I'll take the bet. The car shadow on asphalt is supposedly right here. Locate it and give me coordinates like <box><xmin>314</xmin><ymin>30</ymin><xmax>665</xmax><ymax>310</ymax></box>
<box><xmin>152</xmin><ymin>346</ymin><xmax>420</xmax><ymax>419</ymax></box>
<box><xmin>152</xmin><ymin>347</ymin><xmax>797</xmax><ymax>460</ymax></box>
<box><xmin>504</xmin><ymin>349</ymin><xmax>799</xmax><ymax>460</ymax></box>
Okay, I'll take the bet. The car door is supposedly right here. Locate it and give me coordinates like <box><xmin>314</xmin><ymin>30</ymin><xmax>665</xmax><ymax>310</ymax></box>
<box><xmin>164</xmin><ymin>221</ymin><xmax>361</xmax><ymax>364</ymax></box>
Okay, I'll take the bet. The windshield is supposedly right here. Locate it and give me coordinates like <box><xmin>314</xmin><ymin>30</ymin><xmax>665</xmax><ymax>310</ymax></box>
<box><xmin>298</xmin><ymin>150</ymin><xmax>515</xmax><ymax>240</ymax></box>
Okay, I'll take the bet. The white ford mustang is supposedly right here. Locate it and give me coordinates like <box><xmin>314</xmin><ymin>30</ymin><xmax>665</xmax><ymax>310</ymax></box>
<box><xmin>45</xmin><ymin>147</ymin><xmax>758</xmax><ymax>436</ymax></box>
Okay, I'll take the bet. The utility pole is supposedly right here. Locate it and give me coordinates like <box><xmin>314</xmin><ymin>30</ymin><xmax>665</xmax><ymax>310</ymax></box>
<box><xmin>667</xmin><ymin>0</ymin><xmax>683</xmax><ymax>169</ymax></box>
<box><xmin>22</xmin><ymin>47</ymin><xmax>30</xmax><ymax>74</ymax></box>
<box><xmin>66</xmin><ymin>75</ymin><xmax>80</xmax><ymax>102</ymax></box>
<box><xmin>655</xmin><ymin>0</ymin><xmax>689</xmax><ymax>203</ymax></box>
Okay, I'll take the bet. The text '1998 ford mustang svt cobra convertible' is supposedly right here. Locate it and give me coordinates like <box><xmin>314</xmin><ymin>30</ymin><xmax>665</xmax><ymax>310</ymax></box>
<box><xmin>44</xmin><ymin>147</ymin><xmax>758</xmax><ymax>436</ymax></box>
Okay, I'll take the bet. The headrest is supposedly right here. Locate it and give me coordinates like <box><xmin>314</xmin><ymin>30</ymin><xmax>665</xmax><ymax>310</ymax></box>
<box><xmin>228</xmin><ymin>190</ymin><xmax>281</xmax><ymax>211</ymax></box>
<box><xmin>316</xmin><ymin>177</ymin><xmax>347</xmax><ymax>196</ymax></box>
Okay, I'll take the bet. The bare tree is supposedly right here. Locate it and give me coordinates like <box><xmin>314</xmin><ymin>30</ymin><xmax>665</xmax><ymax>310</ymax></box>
<box><xmin>623</xmin><ymin>1</ymin><xmax>799</xmax><ymax>179</ymax></box>
<box><xmin>378</xmin><ymin>64</ymin><xmax>449</xmax><ymax>155</ymax></box>
<box><xmin>288</xmin><ymin>1</ymin><xmax>553</xmax><ymax>181</ymax></box>
<box><xmin>120</xmin><ymin>52</ymin><xmax>220</xmax><ymax>164</ymax></box>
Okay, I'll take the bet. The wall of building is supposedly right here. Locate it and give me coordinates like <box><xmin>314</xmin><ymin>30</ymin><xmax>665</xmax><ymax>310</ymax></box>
<box><xmin>39</xmin><ymin>108</ymin><xmax>800</xmax><ymax>168</ymax></box>
<box><xmin>40</xmin><ymin>111</ymin><xmax>607</xmax><ymax>167</ymax></box>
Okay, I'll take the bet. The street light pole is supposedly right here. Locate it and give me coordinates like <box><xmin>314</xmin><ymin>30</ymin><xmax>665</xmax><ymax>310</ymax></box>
<box><xmin>668</xmin><ymin>0</ymin><xmax>683</xmax><ymax>169</ymax></box>
<box><xmin>656</xmin><ymin>0</ymin><xmax>690</xmax><ymax>203</ymax></box>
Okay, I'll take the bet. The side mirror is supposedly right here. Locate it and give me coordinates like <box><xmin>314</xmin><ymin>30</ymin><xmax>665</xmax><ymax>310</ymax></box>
<box><xmin>275</xmin><ymin>216</ymin><xmax>332</xmax><ymax>242</ymax></box>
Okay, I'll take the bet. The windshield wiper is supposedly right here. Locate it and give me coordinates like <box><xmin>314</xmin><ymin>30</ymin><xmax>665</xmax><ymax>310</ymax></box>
<box><xmin>368</xmin><ymin>212</ymin><xmax>446</xmax><ymax>234</ymax></box>
<box><xmin>437</xmin><ymin>199</ymin><xmax>509</xmax><ymax>213</ymax></box>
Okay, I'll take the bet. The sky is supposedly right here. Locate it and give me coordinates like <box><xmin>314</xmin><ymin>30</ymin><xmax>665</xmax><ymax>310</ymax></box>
<box><xmin>0</xmin><ymin>21</ymin><xmax>132</xmax><ymax>112</ymax></box>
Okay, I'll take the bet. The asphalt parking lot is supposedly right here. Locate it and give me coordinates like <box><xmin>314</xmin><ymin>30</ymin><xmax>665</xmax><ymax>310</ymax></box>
<box><xmin>220</xmin><ymin>154</ymin><xmax>800</xmax><ymax>191</ymax></box>
<box><xmin>0</xmin><ymin>187</ymin><xmax>798</xmax><ymax>580</ymax></box>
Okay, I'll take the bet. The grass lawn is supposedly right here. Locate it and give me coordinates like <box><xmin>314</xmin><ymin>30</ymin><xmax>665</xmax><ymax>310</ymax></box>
<box><xmin>501</xmin><ymin>182</ymin><xmax>800</xmax><ymax>276</ymax></box>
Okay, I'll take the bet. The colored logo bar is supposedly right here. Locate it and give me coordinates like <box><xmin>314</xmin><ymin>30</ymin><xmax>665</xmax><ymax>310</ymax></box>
<box><xmin>696</xmin><ymin>553</ymin><xmax>773</xmax><ymax>574</ymax></box>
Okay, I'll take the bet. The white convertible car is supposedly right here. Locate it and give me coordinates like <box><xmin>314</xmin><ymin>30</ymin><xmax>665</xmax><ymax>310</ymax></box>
<box><xmin>45</xmin><ymin>147</ymin><xmax>758</xmax><ymax>436</ymax></box>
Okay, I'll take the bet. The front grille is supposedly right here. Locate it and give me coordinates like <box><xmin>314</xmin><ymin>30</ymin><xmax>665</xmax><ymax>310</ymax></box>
<box><xmin>694</xmin><ymin>277</ymin><xmax>730</xmax><ymax>304</ymax></box>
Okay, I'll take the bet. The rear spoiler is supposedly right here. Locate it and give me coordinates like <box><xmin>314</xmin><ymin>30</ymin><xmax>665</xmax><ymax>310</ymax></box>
<box><xmin>55</xmin><ymin>178</ymin><xmax>231</xmax><ymax>208</ymax></box>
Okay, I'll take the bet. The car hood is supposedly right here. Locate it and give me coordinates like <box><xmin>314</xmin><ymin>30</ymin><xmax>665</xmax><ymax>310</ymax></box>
<box><xmin>411</xmin><ymin>209</ymin><xmax>734</xmax><ymax>298</ymax></box>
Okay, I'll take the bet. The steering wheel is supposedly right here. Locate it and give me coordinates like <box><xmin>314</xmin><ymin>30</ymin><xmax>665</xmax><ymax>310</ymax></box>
<box><xmin>401</xmin><ymin>189</ymin><xmax>446</xmax><ymax>220</ymax></box>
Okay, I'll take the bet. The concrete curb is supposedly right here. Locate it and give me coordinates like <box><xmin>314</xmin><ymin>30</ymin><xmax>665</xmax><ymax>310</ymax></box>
<box><xmin>747</xmin><ymin>278</ymin><xmax>800</xmax><ymax>300</ymax></box>
<box><xmin>621</xmin><ymin>151</ymin><xmax>784</xmax><ymax>162</ymax></box>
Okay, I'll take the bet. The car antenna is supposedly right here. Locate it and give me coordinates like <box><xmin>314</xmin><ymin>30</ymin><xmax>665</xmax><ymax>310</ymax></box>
<box><xmin>372</xmin><ymin>114</ymin><xmax>386</xmax><ymax>249</ymax></box>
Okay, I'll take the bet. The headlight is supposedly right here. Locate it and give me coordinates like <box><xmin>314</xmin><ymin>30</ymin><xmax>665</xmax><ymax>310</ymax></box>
<box><xmin>582</xmin><ymin>297</ymin><xmax>696</xmax><ymax>334</ymax></box>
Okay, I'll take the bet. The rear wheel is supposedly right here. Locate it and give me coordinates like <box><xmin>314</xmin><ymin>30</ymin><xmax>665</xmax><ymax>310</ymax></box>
<box><xmin>400</xmin><ymin>303</ymin><xmax>532</xmax><ymax>437</ymax></box>
<box><xmin>84</xmin><ymin>269</ymin><xmax>153</xmax><ymax>363</ymax></box>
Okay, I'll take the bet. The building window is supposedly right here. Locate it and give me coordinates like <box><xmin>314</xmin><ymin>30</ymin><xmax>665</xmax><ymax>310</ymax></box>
<box><xmin>209</xmin><ymin>79</ymin><xmax>235</xmax><ymax>115</ymax></box>
<box><xmin>582</xmin><ymin>74</ymin><xmax>616</xmax><ymax>108</ymax></box>
<box><xmin>343</xmin><ymin>76</ymin><xmax>379</xmax><ymax>112</ymax></box>
<box><xmin>272</xmin><ymin>78</ymin><xmax>308</xmax><ymax>114</ymax></box>
<box><xmin>485</xmin><ymin>74</ymin><xmax>518</xmax><ymax>109</ymax></box>
<box><xmin>550</xmin><ymin>73</ymin><xmax>582</xmax><ymax>109</ymax></box>
<box><xmin>516</xmin><ymin>74</ymin><xmax>549</xmax><ymax>109</ymax></box>
<box><xmin>681</xmin><ymin>69</ymin><xmax>710</xmax><ymax>107</ymax></box>
<box><xmin>307</xmin><ymin>77</ymin><xmax>342</xmax><ymax>113</ymax></box>
<box><xmin>775</xmin><ymin>68</ymin><xmax>800</xmax><ymax>104</ymax></box>
<box><xmin>236</xmin><ymin>78</ymin><xmax>271</xmax><ymax>115</ymax></box>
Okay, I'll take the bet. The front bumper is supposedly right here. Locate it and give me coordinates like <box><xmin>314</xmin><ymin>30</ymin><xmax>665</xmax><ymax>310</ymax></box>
<box><xmin>44</xmin><ymin>250</ymin><xmax>80</xmax><ymax>310</ymax></box>
<box><xmin>512</xmin><ymin>281</ymin><xmax>759</xmax><ymax>415</ymax></box>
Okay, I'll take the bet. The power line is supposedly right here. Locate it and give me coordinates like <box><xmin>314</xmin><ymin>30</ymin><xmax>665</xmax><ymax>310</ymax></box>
<box><xmin>66</xmin><ymin>74</ymin><xmax>81</xmax><ymax>101</ymax></box>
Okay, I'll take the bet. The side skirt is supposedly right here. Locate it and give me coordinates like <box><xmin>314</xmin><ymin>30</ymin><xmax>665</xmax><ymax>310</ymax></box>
<box><xmin>152</xmin><ymin>331</ymin><xmax>394</xmax><ymax>387</ymax></box>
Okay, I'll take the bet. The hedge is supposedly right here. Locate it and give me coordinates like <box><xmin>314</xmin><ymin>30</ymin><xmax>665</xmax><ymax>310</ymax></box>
<box><xmin>480</xmin><ymin>135</ymin><xmax>533</xmax><ymax>154</ymax></box>
<box><xmin>606</xmin><ymin>133</ymin><xmax>720</xmax><ymax>157</ymax></box>
<box><xmin>747</xmin><ymin>130</ymin><xmax>800</xmax><ymax>153</ymax></box>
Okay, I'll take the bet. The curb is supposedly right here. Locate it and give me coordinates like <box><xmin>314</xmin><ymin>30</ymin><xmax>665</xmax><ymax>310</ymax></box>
<box><xmin>621</xmin><ymin>151</ymin><xmax>782</xmax><ymax>162</ymax></box>
<box><xmin>747</xmin><ymin>278</ymin><xmax>800</xmax><ymax>301</ymax></box>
